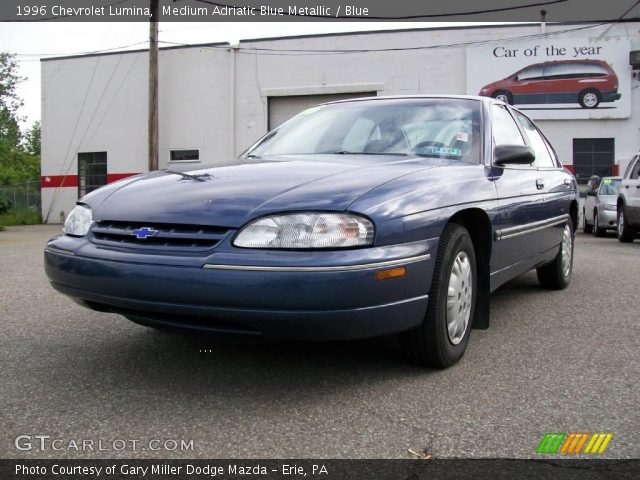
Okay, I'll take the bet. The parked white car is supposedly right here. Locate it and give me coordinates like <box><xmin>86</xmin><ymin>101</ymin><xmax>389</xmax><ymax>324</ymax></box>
<box><xmin>583</xmin><ymin>177</ymin><xmax>621</xmax><ymax>236</ymax></box>
<box><xmin>617</xmin><ymin>153</ymin><xmax>640</xmax><ymax>242</ymax></box>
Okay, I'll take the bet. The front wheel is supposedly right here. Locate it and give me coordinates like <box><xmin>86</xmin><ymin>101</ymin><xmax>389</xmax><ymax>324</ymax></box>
<box><xmin>594</xmin><ymin>211</ymin><xmax>607</xmax><ymax>237</ymax></box>
<box><xmin>537</xmin><ymin>222</ymin><xmax>573</xmax><ymax>290</ymax></box>
<box><xmin>400</xmin><ymin>223</ymin><xmax>477</xmax><ymax>368</ymax></box>
<box><xmin>617</xmin><ymin>207</ymin><xmax>636</xmax><ymax>243</ymax></box>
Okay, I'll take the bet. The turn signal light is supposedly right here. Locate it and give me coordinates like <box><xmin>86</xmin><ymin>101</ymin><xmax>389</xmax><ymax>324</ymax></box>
<box><xmin>375</xmin><ymin>267</ymin><xmax>406</xmax><ymax>281</ymax></box>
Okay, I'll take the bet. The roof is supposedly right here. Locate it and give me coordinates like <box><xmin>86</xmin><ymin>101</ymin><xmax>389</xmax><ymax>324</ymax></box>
<box><xmin>41</xmin><ymin>41</ymin><xmax>230</xmax><ymax>62</ymax></box>
<box><xmin>40</xmin><ymin>19</ymin><xmax>639</xmax><ymax>63</ymax></box>
<box><xmin>320</xmin><ymin>94</ymin><xmax>488</xmax><ymax>105</ymax></box>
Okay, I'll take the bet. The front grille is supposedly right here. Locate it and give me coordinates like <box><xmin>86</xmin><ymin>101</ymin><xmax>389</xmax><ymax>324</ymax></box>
<box><xmin>90</xmin><ymin>221</ymin><xmax>232</xmax><ymax>254</ymax></box>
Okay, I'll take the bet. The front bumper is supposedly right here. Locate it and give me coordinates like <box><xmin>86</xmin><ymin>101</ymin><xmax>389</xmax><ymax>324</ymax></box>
<box><xmin>44</xmin><ymin>238</ymin><xmax>434</xmax><ymax>340</ymax></box>
<box><xmin>597</xmin><ymin>208</ymin><xmax>617</xmax><ymax>229</ymax></box>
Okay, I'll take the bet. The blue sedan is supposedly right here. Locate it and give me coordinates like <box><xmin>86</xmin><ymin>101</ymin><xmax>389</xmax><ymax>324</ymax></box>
<box><xmin>45</xmin><ymin>95</ymin><xmax>578</xmax><ymax>368</ymax></box>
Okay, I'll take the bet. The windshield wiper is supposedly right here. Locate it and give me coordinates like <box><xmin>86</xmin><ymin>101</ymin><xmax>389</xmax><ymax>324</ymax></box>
<box><xmin>330</xmin><ymin>151</ymin><xmax>410</xmax><ymax>156</ymax></box>
<box><xmin>165</xmin><ymin>170</ymin><xmax>211</xmax><ymax>182</ymax></box>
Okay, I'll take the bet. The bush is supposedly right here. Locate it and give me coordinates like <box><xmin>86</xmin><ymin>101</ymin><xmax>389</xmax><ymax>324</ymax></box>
<box><xmin>0</xmin><ymin>208</ymin><xmax>40</xmax><ymax>227</ymax></box>
<box><xmin>0</xmin><ymin>197</ymin><xmax>11</xmax><ymax>214</ymax></box>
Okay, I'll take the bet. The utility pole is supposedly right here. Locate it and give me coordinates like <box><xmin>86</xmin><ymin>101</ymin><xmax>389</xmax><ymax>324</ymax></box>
<box><xmin>148</xmin><ymin>0</ymin><xmax>159</xmax><ymax>171</ymax></box>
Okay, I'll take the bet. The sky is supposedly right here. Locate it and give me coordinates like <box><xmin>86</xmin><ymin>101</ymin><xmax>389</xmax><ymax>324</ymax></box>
<box><xmin>0</xmin><ymin>21</ymin><xmax>468</xmax><ymax>129</ymax></box>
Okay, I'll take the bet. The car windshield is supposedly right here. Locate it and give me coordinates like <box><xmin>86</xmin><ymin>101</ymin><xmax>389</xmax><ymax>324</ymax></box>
<box><xmin>598</xmin><ymin>178</ymin><xmax>621</xmax><ymax>195</ymax></box>
<box><xmin>245</xmin><ymin>98</ymin><xmax>482</xmax><ymax>163</ymax></box>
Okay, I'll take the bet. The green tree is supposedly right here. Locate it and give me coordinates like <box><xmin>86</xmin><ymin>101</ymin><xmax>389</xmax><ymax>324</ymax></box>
<box><xmin>0</xmin><ymin>52</ymin><xmax>40</xmax><ymax>186</ymax></box>
<box><xmin>0</xmin><ymin>52</ymin><xmax>24</xmax><ymax>150</ymax></box>
<box><xmin>23</xmin><ymin>121</ymin><xmax>40</xmax><ymax>156</ymax></box>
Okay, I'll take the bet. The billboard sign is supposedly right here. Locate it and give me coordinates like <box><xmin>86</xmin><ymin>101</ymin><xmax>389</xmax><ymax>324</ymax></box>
<box><xmin>467</xmin><ymin>38</ymin><xmax>630</xmax><ymax>119</ymax></box>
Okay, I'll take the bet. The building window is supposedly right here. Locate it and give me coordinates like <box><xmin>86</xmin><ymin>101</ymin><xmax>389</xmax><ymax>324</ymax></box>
<box><xmin>78</xmin><ymin>151</ymin><xmax>107</xmax><ymax>197</ymax></box>
<box><xmin>170</xmin><ymin>149</ymin><xmax>200</xmax><ymax>162</ymax></box>
<box><xmin>572</xmin><ymin>138</ymin><xmax>614</xmax><ymax>184</ymax></box>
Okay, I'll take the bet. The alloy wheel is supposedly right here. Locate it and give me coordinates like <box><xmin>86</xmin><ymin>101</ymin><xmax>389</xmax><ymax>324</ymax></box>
<box><xmin>583</xmin><ymin>92</ymin><xmax>598</xmax><ymax>108</ymax></box>
<box><xmin>446</xmin><ymin>251</ymin><xmax>473</xmax><ymax>345</ymax></box>
<box><xmin>561</xmin><ymin>224</ymin><xmax>572</xmax><ymax>278</ymax></box>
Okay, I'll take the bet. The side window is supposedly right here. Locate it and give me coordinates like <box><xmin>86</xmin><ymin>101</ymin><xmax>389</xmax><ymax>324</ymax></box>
<box><xmin>517</xmin><ymin>65</ymin><xmax>544</xmax><ymax>81</ymax></box>
<box><xmin>631</xmin><ymin>159</ymin><xmax>640</xmax><ymax>180</ymax></box>
<box><xmin>513</xmin><ymin>111</ymin><xmax>555</xmax><ymax>168</ymax></box>
<box><xmin>623</xmin><ymin>157</ymin><xmax>634</xmax><ymax>178</ymax></box>
<box><xmin>491</xmin><ymin>104</ymin><xmax>525</xmax><ymax>147</ymax></box>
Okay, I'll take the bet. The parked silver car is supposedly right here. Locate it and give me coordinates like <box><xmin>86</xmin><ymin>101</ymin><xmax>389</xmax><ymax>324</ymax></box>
<box><xmin>583</xmin><ymin>176</ymin><xmax>622</xmax><ymax>236</ymax></box>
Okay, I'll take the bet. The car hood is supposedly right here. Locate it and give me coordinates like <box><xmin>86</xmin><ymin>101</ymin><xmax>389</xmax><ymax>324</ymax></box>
<box><xmin>480</xmin><ymin>79</ymin><xmax>508</xmax><ymax>92</ymax></box>
<box><xmin>83</xmin><ymin>156</ymin><xmax>444</xmax><ymax>228</ymax></box>
<box><xmin>598</xmin><ymin>194</ymin><xmax>618</xmax><ymax>203</ymax></box>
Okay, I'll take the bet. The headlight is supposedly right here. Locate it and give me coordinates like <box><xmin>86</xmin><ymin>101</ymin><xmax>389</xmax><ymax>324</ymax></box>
<box><xmin>233</xmin><ymin>212</ymin><xmax>374</xmax><ymax>249</ymax></box>
<box><xmin>63</xmin><ymin>205</ymin><xmax>92</xmax><ymax>236</ymax></box>
<box><xmin>603</xmin><ymin>204</ymin><xmax>616</xmax><ymax>211</ymax></box>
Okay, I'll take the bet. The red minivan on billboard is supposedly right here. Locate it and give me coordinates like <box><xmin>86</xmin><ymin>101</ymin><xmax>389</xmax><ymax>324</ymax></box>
<box><xmin>479</xmin><ymin>59</ymin><xmax>621</xmax><ymax>109</ymax></box>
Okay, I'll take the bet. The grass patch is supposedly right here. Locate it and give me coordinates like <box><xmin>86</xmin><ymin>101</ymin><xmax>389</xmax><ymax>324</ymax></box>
<box><xmin>0</xmin><ymin>208</ymin><xmax>41</xmax><ymax>227</ymax></box>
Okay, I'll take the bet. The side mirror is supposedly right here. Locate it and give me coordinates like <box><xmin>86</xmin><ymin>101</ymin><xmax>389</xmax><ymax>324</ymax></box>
<box><xmin>587</xmin><ymin>190</ymin><xmax>597</xmax><ymax>197</ymax></box>
<box><xmin>494</xmin><ymin>145</ymin><xmax>535</xmax><ymax>166</ymax></box>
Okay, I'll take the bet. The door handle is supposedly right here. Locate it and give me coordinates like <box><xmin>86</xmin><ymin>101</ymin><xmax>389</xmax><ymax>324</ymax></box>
<box><xmin>536</xmin><ymin>179</ymin><xmax>545</xmax><ymax>190</ymax></box>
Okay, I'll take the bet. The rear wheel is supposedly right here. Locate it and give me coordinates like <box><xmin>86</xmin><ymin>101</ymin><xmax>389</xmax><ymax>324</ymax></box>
<box><xmin>582</xmin><ymin>208</ymin><xmax>593</xmax><ymax>233</ymax></box>
<box><xmin>617</xmin><ymin>207</ymin><xmax>636</xmax><ymax>243</ymax></box>
<box><xmin>400</xmin><ymin>223</ymin><xmax>477</xmax><ymax>368</ymax></box>
<box><xmin>579</xmin><ymin>89</ymin><xmax>601</xmax><ymax>109</ymax></box>
<box><xmin>594</xmin><ymin>211</ymin><xmax>607</xmax><ymax>237</ymax></box>
<box><xmin>537</xmin><ymin>221</ymin><xmax>573</xmax><ymax>290</ymax></box>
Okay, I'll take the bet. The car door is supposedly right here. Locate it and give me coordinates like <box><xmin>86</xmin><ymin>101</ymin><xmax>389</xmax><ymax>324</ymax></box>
<box><xmin>622</xmin><ymin>155</ymin><xmax>640</xmax><ymax>224</ymax></box>
<box><xmin>512</xmin><ymin>109</ymin><xmax>575</xmax><ymax>251</ymax></box>
<box><xmin>513</xmin><ymin>64</ymin><xmax>546</xmax><ymax>104</ymax></box>
<box><xmin>490</xmin><ymin>104</ymin><xmax>548</xmax><ymax>276</ymax></box>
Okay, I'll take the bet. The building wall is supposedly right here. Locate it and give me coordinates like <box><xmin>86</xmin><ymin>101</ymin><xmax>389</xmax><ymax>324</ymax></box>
<box><xmin>41</xmin><ymin>23</ymin><xmax>640</xmax><ymax>221</ymax></box>
<box><xmin>41</xmin><ymin>46</ymin><xmax>232</xmax><ymax>222</ymax></box>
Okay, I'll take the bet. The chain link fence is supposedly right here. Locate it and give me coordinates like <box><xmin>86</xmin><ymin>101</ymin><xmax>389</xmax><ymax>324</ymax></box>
<box><xmin>0</xmin><ymin>181</ymin><xmax>41</xmax><ymax>220</ymax></box>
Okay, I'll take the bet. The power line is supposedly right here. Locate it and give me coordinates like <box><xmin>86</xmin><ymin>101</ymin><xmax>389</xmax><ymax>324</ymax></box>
<box><xmin>193</xmin><ymin>0</ymin><xmax>570</xmax><ymax>20</ymax></box>
<box><xmin>11</xmin><ymin>18</ymin><xmax>636</xmax><ymax>60</ymax></box>
<box><xmin>15</xmin><ymin>41</ymin><xmax>149</xmax><ymax>58</ymax></box>
<box><xmin>156</xmin><ymin>21</ymin><xmax>614</xmax><ymax>56</ymax></box>
<box><xmin>44</xmin><ymin>54</ymin><xmax>103</xmax><ymax>222</ymax></box>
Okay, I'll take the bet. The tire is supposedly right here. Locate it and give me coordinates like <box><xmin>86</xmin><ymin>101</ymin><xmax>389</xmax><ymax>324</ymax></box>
<box><xmin>617</xmin><ymin>206</ymin><xmax>636</xmax><ymax>243</ymax></box>
<box><xmin>582</xmin><ymin>208</ymin><xmax>593</xmax><ymax>233</ymax></box>
<box><xmin>594</xmin><ymin>211</ymin><xmax>607</xmax><ymax>237</ymax></box>
<box><xmin>492</xmin><ymin>90</ymin><xmax>513</xmax><ymax>105</ymax></box>
<box><xmin>537</xmin><ymin>221</ymin><xmax>574</xmax><ymax>290</ymax></box>
<box><xmin>400</xmin><ymin>223</ymin><xmax>477</xmax><ymax>368</ymax></box>
<box><xmin>578</xmin><ymin>89</ymin><xmax>601</xmax><ymax>109</ymax></box>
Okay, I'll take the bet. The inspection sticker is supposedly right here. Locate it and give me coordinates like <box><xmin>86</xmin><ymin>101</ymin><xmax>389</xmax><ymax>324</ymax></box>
<box><xmin>422</xmin><ymin>146</ymin><xmax>463</xmax><ymax>156</ymax></box>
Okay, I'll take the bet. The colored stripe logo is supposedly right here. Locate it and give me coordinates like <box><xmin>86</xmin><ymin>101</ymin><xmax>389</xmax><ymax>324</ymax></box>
<box><xmin>537</xmin><ymin>433</ymin><xmax>613</xmax><ymax>454</ymax></box>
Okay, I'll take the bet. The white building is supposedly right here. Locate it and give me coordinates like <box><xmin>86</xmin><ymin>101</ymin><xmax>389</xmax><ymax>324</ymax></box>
<box><xmin>40</xmin><ymin>22</ymin><xmax>640</xmax><ymax>222</ymax></box>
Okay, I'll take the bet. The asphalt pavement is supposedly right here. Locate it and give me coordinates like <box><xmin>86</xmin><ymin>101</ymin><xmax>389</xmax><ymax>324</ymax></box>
<box><xmin>1</xmin><ymin>225</ymin><xmax>638</xmax><ymax>459</ymax></box>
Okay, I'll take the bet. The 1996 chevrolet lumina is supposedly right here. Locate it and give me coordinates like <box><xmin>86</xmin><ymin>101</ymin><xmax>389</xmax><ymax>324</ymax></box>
<box><xmin>45</xmin><ymin>96</ymin><xmax>578</xmax><ymax>368</ymax></box>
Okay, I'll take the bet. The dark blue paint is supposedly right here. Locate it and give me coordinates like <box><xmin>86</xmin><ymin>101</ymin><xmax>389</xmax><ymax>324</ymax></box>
<box><xmin>44</xmin><ymin>96</ymin><xmax>578</xmax><ymax>340</ymax></box>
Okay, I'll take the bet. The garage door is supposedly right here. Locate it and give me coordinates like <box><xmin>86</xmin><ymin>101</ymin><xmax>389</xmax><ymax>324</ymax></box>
<box><xmin>268</xmin><ymin>92</ymin><xmax>377</xmax><ymax>130</ymax></box>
